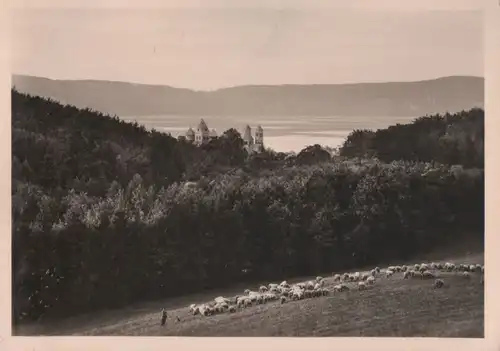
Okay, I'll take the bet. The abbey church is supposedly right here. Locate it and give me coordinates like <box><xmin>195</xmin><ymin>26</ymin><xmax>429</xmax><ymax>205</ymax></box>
<box><xmin>183</xmin><ymin>118</ymin><xmax>264</xmax><ymax>153</ymax></box>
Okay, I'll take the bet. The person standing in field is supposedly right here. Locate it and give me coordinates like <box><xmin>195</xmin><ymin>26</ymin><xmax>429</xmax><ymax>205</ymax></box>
<box><xmin>161</xmin><ymin>308</ymin><xmax>168</xmax><ymax>326</ymax></box>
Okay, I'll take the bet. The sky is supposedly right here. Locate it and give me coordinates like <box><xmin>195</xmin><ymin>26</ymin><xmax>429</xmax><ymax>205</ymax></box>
<box><xmin>11</xmin><ymin>4</ymin><xmax>483</xmax><ymax>91</ymax></box>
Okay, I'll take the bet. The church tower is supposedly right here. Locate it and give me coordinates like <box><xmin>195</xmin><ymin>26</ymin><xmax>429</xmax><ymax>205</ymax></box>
<box><xmin>195</xmin><ymin>118</ymin><xmax>210</xmax><ymax>145</ymax></box>
<box><xmin>185</xmin><ymin>127</ymin><xmax>195</xmax><ymax>143</ymax></box>
<box><xmin>243</xmin><ymin>125</ymin><xmax>253</xmax><ymax>146</ymax></box>
<box><xmin>254</xmin><ymin>125</ymin><xmax>264</xmax><ymax>152</ymax></box>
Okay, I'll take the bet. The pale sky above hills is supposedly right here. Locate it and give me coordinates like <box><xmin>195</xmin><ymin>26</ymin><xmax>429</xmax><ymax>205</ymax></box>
<box><xmin>11</xmin><ymin>2</ymin><xmax>483</xmax><ymax>90</ymax></box>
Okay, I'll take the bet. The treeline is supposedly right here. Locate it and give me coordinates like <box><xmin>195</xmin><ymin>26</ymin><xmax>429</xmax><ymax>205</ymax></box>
<box><xmin>338</xmin><ymin>109</ymin><xmax>484</xmax><ymax>168</ymax></box>
<box><xmin>11</xmin><ymin>90</ymin><xmax>484</xmax><ymax>324</ymax></box>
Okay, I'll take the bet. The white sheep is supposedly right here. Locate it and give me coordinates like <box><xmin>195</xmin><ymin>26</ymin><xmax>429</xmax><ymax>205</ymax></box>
<box><xmin>434</xmin><ymin>279</ymin><xmax>445</xmax><ymax>289</ymax></box>
<box><xmin>229</xmin><ymin>305</ymin><xmax>237</xmax><ymax>313</ymax></box>
<box><xmin>362</xmin><ymin>273</ymin><xmax>370</xmax><ymax>281</ymax></box>
<box><xmin>333</xmin><ymin>274</ymin><xmax>341</xmax><ymax>282</ymax></box>
<box><xmin>469</xmin><ymin>264</ymin><xmax>476</xmax><ymax>273</ymax></box>
<box><xmin>358</xmin><ymin>282</ymin><xmax>367</xmax><ymax>291</ymax></box>
<box><xmin>316</xmin><ymin>276</ymin><xmax>323</xmax><ymax>282</ymax></box>
<box><xmin>401</xmin><ymin>265</ymin><xmax>408</xmax><ymax>272</ymax></box>
<box><xmin>296</xmin><ymin>282</ymin><xmax>306</xmax><ymax>289</ymax></box>
<box><xmin>259</xmin><ymin>285</ymin><xmax>268</xmax><ymax>293</ymax></box>
<box><xmin>249</xmin><ymin>293</ymin><xmax>261</xmax><ymax>302</ymax></box>
<box><xmin>280</xmin><ymin>280</ymin><xmax>290</xmax><ymax>288</ymax></box>
<box><xmin>375</xmin><ymin>267</ymin><xmax>381</xmax><ymax>273</ymax></box>
<box><xmin>414</xmin><ymin>264</ymin><xmax>421</xmax><ymax>271</ymax></box>
<box><xmin>403</xmin><ymin>271</ymin><xmax>411</xmax><ymax>279</ymax></box>
<box><xmin>370</xmin><ymin>269</ymin><xmax>377</xmax><ymax>277</ymax></box>
<box><xmin>191</xmin><ymin>305</ymin><xmax>200</xmax><ymax>315</ymax></box>
<box><xmin>215</xmin><ymin>302</ymin><xmax>229</xmax><ymax>313</ymax></box>
<box><xmin>198</xmin><ymin>304</ymin><xmax>211</xmax><ymax>316</ymax></box>
<box><xmin>462</xmin><ymin>271</ymin><xmax>471</xmax><ymax>279</ymax></box>
<box><xmin>367</xmin><ymin>276</ymin><xmax>375</xmax><ymax>285</ymax></box>
<box><xmin>481</xmin><ymin>265</ymin><xmax>484</xmax><ymax>274</ymax></box>
<box><xmin>342</xmin><ymin>273</ymin><xmax>350</xmax><ymax>281</ymax></box>
<box><xmin>292</xmin><ymin>290</ymin><xmax>304</xmax><ymax>300</ymax></box>
<box><xmin>214</xmin><ymin>296</ymin><xmax>230</xmax><ymax>304</ymax></box>
<box><xmin>387</xmin><ymin>266</ymin><xmax>396</xmax><ymax>272</ymax></box>
<box><xmin>386</xmin><ymin>270</ymin><xmax>394</xmax><ymax>278</ymax></box>
<box><xmin>268</xmin><ymin>283</ymin><xmax>279</xmax><ymax>290</ymax></box>
<box><xmin>197</xmin><ymin>305</ymin><xmax>208</xmax><ymax>316</ymax></box>
<box><xmin>279</xmin><ymin>288</ymin><xmax>290</xmax><ymax>297</ymax></box>
<box><xmin>237</xmin><ymin>296</ymin><xmax>250</xmax><ymax>307</ymax></box>
<box><xmin>280</xmin><ymin>296</ymin><xmax>287</xmax><ymax>304</ymax></box>
<box><xmin>334</xmin><ymin>283</ymin><xmax>349</xmax><ymax>292</ymax></box>
<box><xmin>306</xmin><ymin>280</ymin><xmax>315</xmax><ymax>290</ymax></box>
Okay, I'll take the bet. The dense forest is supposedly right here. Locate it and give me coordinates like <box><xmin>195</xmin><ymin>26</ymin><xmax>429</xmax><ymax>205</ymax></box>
<box><xmin>11</xmin><ymin>89</ymin><xmax>484</xmax><ymax>324</ymax></box>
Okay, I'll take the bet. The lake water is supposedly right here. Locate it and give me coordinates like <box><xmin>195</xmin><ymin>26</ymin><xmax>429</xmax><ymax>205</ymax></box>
<box><xmin>120</xmin><ymin>115</ymin><xmax>418</xmax><ymax>153</ymax></box>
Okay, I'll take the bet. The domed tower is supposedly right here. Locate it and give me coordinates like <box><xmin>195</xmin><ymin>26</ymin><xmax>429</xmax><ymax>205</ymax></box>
<box><xmin>209</xmin><ymin>129</ymin><xmax>218</xmax><ymax>140</ymax></box>
<box><xmin>254</xmin><ymin>125</ymin><xmax>264</xmax><ymax>152</ymax></box>
<box><xmin>195</xmin><ymin>118</ymin><xmax>210</xmax><ymax>145</ymax></box>
<box><xmin>185</xmin><ymin>127</ymin><xmax>195</xmax><ymax>143</ymax></box>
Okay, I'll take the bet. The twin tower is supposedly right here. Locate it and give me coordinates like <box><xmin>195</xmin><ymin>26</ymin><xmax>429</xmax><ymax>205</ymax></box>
<box><xmin>184</xmin><ymin>119</ymin><xmax>264</xmax><ymax>153</ymax></box>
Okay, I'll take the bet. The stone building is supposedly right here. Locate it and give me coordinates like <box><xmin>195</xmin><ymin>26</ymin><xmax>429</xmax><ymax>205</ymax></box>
<box><xmin>185</xmin><ymin>118</ymin><xmax>218</xmax><ymax>145</ymax></box>
<box><xmin>242</xmin><ymin>124</ymin><xmax>264</xmax><ymax>153</ymax></box>
<box><xmin>184</xmin><ymin>119</ymin><xmax>264</xmax><ymax>153</ymax></box>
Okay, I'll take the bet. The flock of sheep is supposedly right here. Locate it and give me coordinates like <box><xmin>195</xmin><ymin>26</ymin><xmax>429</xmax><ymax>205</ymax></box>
<box><xmin>183</xmin><ymin>261</ymin><xmax>484</xmax><ymax>318</ymax></box>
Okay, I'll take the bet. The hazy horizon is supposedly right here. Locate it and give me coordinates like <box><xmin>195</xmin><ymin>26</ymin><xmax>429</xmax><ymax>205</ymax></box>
<box><xmin>11</xmin><ymin>72</ymin><xmax>485</xmax><ymax>92</ymax></box>
<box><xmin>11</xmin><ymin>7</ymin><xmax>483</xmax><ymax>91</ymax></box>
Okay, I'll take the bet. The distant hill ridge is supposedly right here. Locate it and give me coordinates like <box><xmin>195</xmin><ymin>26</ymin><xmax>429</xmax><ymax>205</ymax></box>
<box><xmin>11</xmin><ymin>74</ymin><xmax>484</xmax><ymax>117</ymax></box>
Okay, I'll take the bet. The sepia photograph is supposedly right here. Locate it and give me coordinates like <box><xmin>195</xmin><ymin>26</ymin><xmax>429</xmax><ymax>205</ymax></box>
<box><xmin>6</xmin><ymin>0</ymin><xmax>490</xmax><ymax>340</ymax></box>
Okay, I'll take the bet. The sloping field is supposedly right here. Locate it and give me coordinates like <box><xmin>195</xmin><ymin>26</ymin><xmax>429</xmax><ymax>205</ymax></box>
<box><xmin>14</xmin><ymin>253</ymin><xmax>484</xmax><ymax>337</ymax></box>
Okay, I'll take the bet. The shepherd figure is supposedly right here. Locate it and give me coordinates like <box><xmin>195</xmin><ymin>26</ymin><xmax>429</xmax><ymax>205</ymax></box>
<box><xmin>160</xmin><ymin>308</ymin><xmax>168</xmax><ymax>326</ymax></box>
